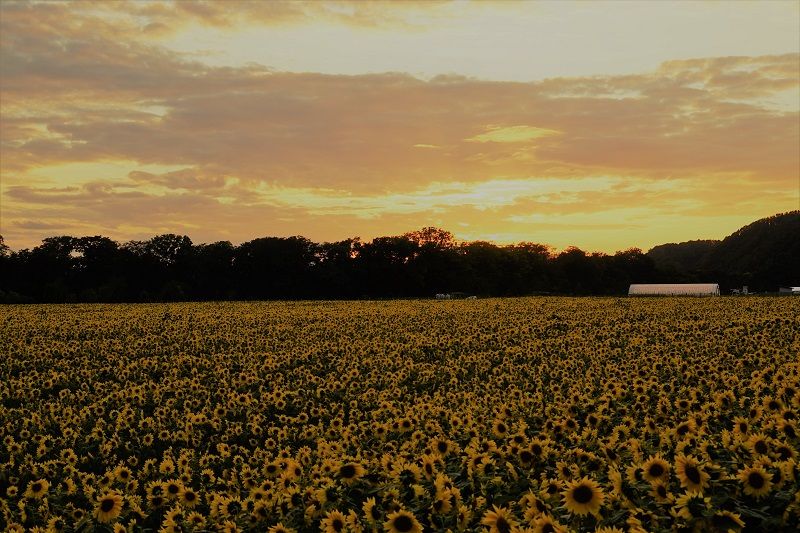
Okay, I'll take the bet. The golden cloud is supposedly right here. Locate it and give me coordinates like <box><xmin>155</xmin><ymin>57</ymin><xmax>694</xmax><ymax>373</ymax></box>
<box><xmin>465</xmin><ymin>126</ymin><xmax>562</xmax><ymax>143</ymax></box>
<box><xmin>0</xmin><ymin>2</ymin><xmax>797</xmax><ymax>251</ymax></box>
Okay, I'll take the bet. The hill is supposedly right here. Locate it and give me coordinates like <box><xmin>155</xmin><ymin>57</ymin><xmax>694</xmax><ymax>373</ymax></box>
<box><xmin>646</xmin><ymin>239</ymin><xmax>719</xmax><ymax>272</ymax></box>
<box><xmin>647</xmin><ymin>211</ymin><xmax>800</xmax><ymax>291</ymax></box>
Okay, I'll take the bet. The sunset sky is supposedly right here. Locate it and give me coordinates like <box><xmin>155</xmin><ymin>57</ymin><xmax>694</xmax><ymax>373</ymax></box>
<box><xmin>1</xmin><ymin>0</ymin><xmax>798</xmax><ymax>252</ymax></box>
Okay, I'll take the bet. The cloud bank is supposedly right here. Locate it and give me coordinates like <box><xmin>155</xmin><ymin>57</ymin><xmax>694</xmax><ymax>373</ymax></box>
<box><xmin>1</xmin><ymin>1</ymin><xmax>798</xmax><ymax>251</ymax></box>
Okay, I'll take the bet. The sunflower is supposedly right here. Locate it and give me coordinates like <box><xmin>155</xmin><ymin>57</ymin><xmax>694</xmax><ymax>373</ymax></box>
<box><xmin>268</xmin><ymin>523</ymin><xmax>295</xmax><ymax>533</ymax></box>
<box><xmin>420</xmin><ymin>454</ymin><xmax>437</xmax><ymax>479</ymax></box>
<box><xmin>265</xmin><ymin>461</ymin><xmax>280</xmax><ymax>477</ymax></box>
<box><xmin>711</xmin><ymin>510</ymin><xmax>745</xmax><ymax>531</ymax></box>
<box><xmin>180</xmin><ymin>486</ymin><xmax>199</xmax><ymax>507</ymax></box>
<box><xmin>186</xmin><ymin>511</ymin><xmax>205</xmax><ymax>527</ymax></box>
<box><xmin>531</xmin><ymin>514</ymin><xmax>566</xmax><ymax>533</ymax></box>
<box><xmin>732</xmin><ymin>416</ymin><xmax>749</xmax><ymax>435</ymax></box>
<box><xmin>221</xmin><ymin>496</ymin><xmax>243</xmax><ymax>518</ymax></box>
<box><xmin>219</xmin><ymin>521</ymin><xmax>241</xmax><ymax>533</ymax></box>
<box><xmin>95</xmin><ymin>491</ymin><xmax>124</xmax><ymax>523</ymax></box>
<box><xmin>674</xmin><ymin>418</ymin><xmax>696</xmax><ymax>439</ymax></box>
<box><xmin>164</xmin><ymin>507</ymin><xmax>184</xmax><ymax>527</ymax></box>
<box><xmin>24</xmin><ymin>479</ymin><xmax>49</xmax><ymax>499</ymax></box>
<box><xmin>561</xmin><ymin>476</ymin><xmax>604</xmax><ymax>516</ymax></box>
<box><xmin>163</xmin><ymin>479</ymin><xmax>183</xmax><ymax>500</ymax></box>
<box><xmin>321</xmin><ymin>510</ymin><xmax>347</xmax><ymax>533</ymax></box>
<box><xmin>492</xmin><ymin>419</ymin><xmax>509</xmax><ymax>438</ymax></box>
<box><xmin>432</xmin><ymin>437</ymin><xmax>451</xmax><ymax>457</ymax></box>
<box><xmin>114</xmin><ymin>466</ymin><xmax>131</xmax><ymax>482</ymax></box>
<box><xmin>641</xmin><ymin>455</ymin><xmax>670</xmax><ymax>483</ymax></box>
<box><xmin>384</xmin><ymin>509</ymin><xmax>422</xmax><ymax>533</ymax></box>
<box><xmin>529</xmin><ymin>439</ymin><xmax>548</xmax><ymax>460</ymax></box>
<box><xmin>431</xmin><ymin>490</ymin><xmax>453</xmax><ymax>515</ymax></box>
<box><xmin>148</xmin><ymin>493</ymin><xmax>166</xmax><ymax>509</ymax></box>
<box><xmin>517</xmin><ymin>446</ymin><xmax>535</xmax><ymax>467</ymax></box>
<box><xmin>337</xmin><ymin>462</ymin><xmax>365</xmax><ymax>483</ymax></box>
<box><xmin>674</xmin><ymin>454</ymin><xmax>710</xmax><ymax>494</ymax></box>
<box><xmin>673</xmin><ymin>492</ymin><xmax>711</xmax><ymax>520</ymax></box>
<box><xmin>46</xmin><ymin>516</ymin><xmax>66</xmax><ymax>532</ymax></box>
<box><xmin>775</xmin><ymin>442</ymin><xmax>796</xmax><ymax>461</ymax></box>
<box><xmin>159</xmin><ymin>458</ymin><xmax>175</xmax><ymax>474</ymax></box>
<box><xmin>779</xmin><ymin>420</ymin><xmax>797</xmax><ymax>440</ymax></box>
<box><xmin>363</xmin><ymin>496</ymin><xmax>382</xmax><ymax>523</ymax></box>
<box><xmin>457</xmin><ymin>504</ymin><xmax>472</xmax><ymax>530</ymax></box>
<box><xmin>539</xmin><ymin>477</ymin><xmax>562</xmax><ymax>500</ymax></box>
<box><xmin>481</xmin><ymin>505</ymin><xmax>518</xmax><ymax>533</ymax></box>
<box><xmin>738</xmin><ymin>465</ymin><xmax>772</xmax><ymax>499</ymax></box>
<box><xmin>746</xmin><ymin>433</ymin><xmax>770</xmax><ymax>456</ymax></box>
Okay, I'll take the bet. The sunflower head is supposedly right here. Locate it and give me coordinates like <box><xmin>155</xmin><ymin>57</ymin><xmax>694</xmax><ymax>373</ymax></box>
<box><xmin>561</xmin><ymin>476</ymin><xmax>604</xmax><ymax>516</ymax></box>
<box><xmin>384</xmin><ymin>509</ymin><xmax>422</xmax><ymax>533</ymax></box>
<box><xmin>25</xmin><ymin>479</ymin><xmax>49</xmax><ymax>499</ymax></box>
<box><xmin>675</xmin><ymin>454</ymin><xmax>710</xmax><ymax>494</ymax></box>
<box><xmin>363</xmin><ymin>496</ymin><xmax>382</xmax><ymax>523</ymax></box>
<box><xmin>711</xmin><ymin>510</ymin><xmax>745</xmax><ymax>531</ymax></box>
<box><xmin>480</xmin><ymin>505</ymin><xmax>518</xmax><ymax>533</ymax></box>
<box><xmin>337</xmin><ymin>462</ymin><xmax>365</xmax><ymax>483</ymax></box>
<box><xmin>95</xmin><ymin>491</ymin><xmax>124</xmax><ymax>523</ymax></box>
<box><xmin>738</xmin><ymin>465</ymin><xmax>773</xmax><ymax>499</ymax></box>
<box><xmin>642</xmin><ymin>455</ymin><xmax>670</xmax><ymax>483</ymax></box>
<box><xmin>321</xmin><ymin>510</ymin><xmax>347</xmax><ymax>533</ymax></box>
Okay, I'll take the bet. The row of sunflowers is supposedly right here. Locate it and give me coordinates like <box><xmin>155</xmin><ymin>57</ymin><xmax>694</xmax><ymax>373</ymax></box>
<box><xmin>1</xmin><ymin>297</ymin><xmax>798</xmax><ymax>532</ymax></box>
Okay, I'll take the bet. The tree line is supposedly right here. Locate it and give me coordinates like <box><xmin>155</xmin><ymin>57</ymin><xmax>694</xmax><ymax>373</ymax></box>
<box><xmin>0</xmin><ymin>227</ymin><xmax>664</xmax><ymax>302</ymax></box>
<box><xmin>1</xmin><ymin>214</ymin><xmax>796</xmax><ymax>303</ymax></box>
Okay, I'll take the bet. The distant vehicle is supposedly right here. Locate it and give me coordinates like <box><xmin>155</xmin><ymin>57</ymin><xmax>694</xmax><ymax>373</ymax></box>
<box><xmin>629</xmin><ymin>283</ymin><xmax>720</xmax><ymax>296</ymax></box>
<box><xmin>730</xmin><ymin>286</ymin><xmax>753</xmax><ymax>295</ymax></box>
<box><xmin>435</xmin><ymin>292</ymin><xmax>474</xmax><ymax>300</ymax></box>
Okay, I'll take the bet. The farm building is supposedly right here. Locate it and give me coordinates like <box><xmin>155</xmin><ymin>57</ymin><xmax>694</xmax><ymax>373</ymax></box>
<box><xmin>628</xmin><ymin>283</ymin><xmax>720</xmax><ymax>296</ymax></box>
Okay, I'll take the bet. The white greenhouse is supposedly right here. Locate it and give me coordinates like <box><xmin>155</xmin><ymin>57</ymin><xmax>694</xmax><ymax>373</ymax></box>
<box><xmin>628</xmin><ymin>283</ymin><xmax>720</xmax><ymax>296</ymax></box>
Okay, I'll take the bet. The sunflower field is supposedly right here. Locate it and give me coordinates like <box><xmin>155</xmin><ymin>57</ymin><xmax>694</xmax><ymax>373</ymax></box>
<box><xmin>1</xmin><ymin>297</ymin><xmax>799</xmax><ymax>533</ymax></box>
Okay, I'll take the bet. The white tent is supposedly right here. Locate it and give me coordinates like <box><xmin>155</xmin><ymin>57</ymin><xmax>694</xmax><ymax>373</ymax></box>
<box><xmin>628</xmin><ymin>283</ymin><xmax>720</xmax><ymax>296</ymax></box>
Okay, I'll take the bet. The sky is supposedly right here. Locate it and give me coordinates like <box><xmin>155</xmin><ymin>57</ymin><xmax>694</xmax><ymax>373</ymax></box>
<box><xmin>1</xmin><ymin>0</ymin><xmax>799</xmax><ymax>252</ymax></box>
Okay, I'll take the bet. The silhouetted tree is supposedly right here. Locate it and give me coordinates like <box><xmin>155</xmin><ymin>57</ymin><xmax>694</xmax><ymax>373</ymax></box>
<box><xmin>555</xmin><ymin>247</ymin><xmax>598</xmax><ymax>294</ymax></box>
<box><xmin>191</xmin><ymin>241</ymin><xmax>235</xmax><ymax>300</ymax></box>
<box><xmin>314</xmin><ymin>239</ymin><xmax>360</xmax><ymax>298</ymax></box>
<box><xmin>404</xmin><ymin>227</ymin><xmax>455</xmax><ymax>249</ymax></box>
<box><xmin>234</xmin><ymin>236</ymin><xmax>316</xmax><ymax>299</ymax></box>
<box><xmin>355</xmin><ymin>236</ymin><xmax>419</xmax><ymax>296</ymax></box>
<box><xmin>1</xmin><ymin>211</ymin><xmax>795</xmax><ymax>302</ymax></box>
<box><xmin>72</xmin><ymin>236</ymin><xmax>122</xmax><ymax>301</ymax></box>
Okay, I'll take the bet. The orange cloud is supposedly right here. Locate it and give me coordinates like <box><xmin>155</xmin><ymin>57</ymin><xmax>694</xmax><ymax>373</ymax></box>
<box><xmin>466</xmin><ymin>126</ymin><xmax>562</xmax><ymax>143</ymax></box>
<box><xmin>0</xmin><ymin>2</ymin><xmax>798</xmax><ymax>252</ymax></box>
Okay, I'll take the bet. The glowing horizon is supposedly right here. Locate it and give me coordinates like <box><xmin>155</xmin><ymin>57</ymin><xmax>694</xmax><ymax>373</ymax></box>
<box><xmin>1</xmin><ymin>0</ymin><xmax>798</xmax><ymax>252</ymax></box>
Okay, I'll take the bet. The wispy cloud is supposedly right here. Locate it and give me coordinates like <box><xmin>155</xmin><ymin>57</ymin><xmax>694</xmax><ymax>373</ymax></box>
<box><xmin>466</xmin><ymin>126</ymin><xmax>562</xmax><ymax>143</ymax></box>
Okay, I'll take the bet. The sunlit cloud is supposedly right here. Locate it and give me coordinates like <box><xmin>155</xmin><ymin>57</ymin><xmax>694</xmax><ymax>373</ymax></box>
<box><xmin>466</xmin><ymin>126</ymin><xmax>561</xmax><ymax>143</ymax></box>
<box><xmin>250</xmin><ymin>177</ymin><xmax>617</xmax><ymax>217</ymax></box>
<box><xmin>0</xmin><ymin>0</ymin><xmax>798</xmax><ymax>252</ymax></box>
